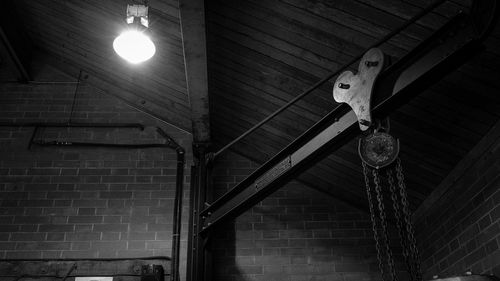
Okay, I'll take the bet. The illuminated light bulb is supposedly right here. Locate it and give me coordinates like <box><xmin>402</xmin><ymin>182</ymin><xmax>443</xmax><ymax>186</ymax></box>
<box><xmin>113</xmin><ymin>30</ymin><xmax>156</xmax><ymax>64</ymax></box>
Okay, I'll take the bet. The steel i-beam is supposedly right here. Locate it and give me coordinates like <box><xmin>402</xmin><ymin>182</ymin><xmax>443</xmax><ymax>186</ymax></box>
<box><xmin>199</xmin><ymin>1</ymin><xmax>498</xmax><ymax>234</ymax></box>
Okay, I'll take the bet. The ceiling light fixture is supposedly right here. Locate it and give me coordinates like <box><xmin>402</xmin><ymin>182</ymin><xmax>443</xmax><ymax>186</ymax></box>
<box><xmin>113</xmin><ymin>4</ymin><xmax>156</xmax><ymax>64</ymax></box>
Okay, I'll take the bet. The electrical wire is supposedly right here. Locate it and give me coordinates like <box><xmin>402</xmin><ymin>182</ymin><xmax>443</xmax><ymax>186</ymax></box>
<box><xmin>68</xmin><ymin>70</ymin><xmax>82</xmax><ymax>124</ymax></box>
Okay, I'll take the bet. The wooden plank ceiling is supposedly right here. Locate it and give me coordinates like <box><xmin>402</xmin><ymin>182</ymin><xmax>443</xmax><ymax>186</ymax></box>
<box><xmin>205</xmin><ymin>0</ymin><xmax>500</xmax><ymax>210</ymax></box>
<box><xmin>8</xmin><ymin>0</ymin><xmax>500</xmax><ymax>210</ymax></box>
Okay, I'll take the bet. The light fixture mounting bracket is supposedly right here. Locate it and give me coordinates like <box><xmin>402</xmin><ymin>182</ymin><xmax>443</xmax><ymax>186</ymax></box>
<box><xmin>126</xmin><ymin>4</ymin><xmax>149</xmax><ymax>27</ymax></box>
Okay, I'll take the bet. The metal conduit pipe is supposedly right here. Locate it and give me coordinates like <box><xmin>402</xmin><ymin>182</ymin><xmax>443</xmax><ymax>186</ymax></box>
<box><xmin>0</xmin><ymin>257</ymin><xmax>171</xmax><ymax>262</ymax></box>
<box><xmin>0</xmin><ymin>122</ymin><xmax>145</xmax><ymax>130</ymax></box>
<box><xmin>27</xmin><ymin>127</ymin><xmax>185</xmax><ymax>281</ymax></box>
<box><xmin>32</xmin><ymin>140</ymin><xmax>172</xmax><ymax>149</ymax></box>
<box><xmin>156</xmin><ymin>127</ymin><xmax>185</xmax><ymax>281</ymax></box>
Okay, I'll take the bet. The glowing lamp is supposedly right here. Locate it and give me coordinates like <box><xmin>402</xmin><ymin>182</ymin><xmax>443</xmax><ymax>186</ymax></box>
<box><xmin>113</xmin><ymin>4</ymin><xmax>156</xmax><ymax>64</ymax></box>
<box><xmin>113</xmin><ymin>30</ymin><xmax>155</xmax><ymax>64</ymax></box>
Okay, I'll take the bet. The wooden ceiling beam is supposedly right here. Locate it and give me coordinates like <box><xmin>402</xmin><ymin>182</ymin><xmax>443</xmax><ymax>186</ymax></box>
<box><xmin>179</xmin><ymin>0</ymin><xmax>211</xmax><ymax>143</ymax></box>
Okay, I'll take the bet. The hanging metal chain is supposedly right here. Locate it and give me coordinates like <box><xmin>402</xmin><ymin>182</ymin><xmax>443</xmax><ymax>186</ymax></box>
<box><xmin>387</xmin><ymin>169</ymin><xmax>415</xmax><ymax>281</ymax></box>
<box><xmin>396</xmin><ymin>158</ymin><xmax>422</xmax><ymax>281</ymax></box>
<box><xmin>373</xmin><ymin>168</ymin><xmax>398</xmax><ymax>281</ymax></box>
<box><xmin>363</xmin><ymin>162</ymin><xmax>386</xmax><ymax>281</ymax></box>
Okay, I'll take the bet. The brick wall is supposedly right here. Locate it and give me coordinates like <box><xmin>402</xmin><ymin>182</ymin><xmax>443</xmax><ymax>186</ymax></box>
<box><xmin>415</xmin><ymin>132</ymin><xmax>500</xmax><ymax>277</ymax></box>
<box><xmin>0</xmin><ymin>63</ymin><xmax>192</xmax><ymax>263</ymax></box>
<box><xmin>211</xmin><ymin>151</ymin><xmax>402</xmax><ymax>281</ymax></box>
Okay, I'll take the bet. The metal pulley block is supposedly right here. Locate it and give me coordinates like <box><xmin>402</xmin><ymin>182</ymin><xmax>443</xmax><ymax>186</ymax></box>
<box><xmin>358</xmin><ymin>119</ymin><xmax>399</xmax><ymax>169</ymax></box>
<box><xmin>333</xmin><ymin>48</ymin><xmax>385</xmax><ymax>131</ymax></box>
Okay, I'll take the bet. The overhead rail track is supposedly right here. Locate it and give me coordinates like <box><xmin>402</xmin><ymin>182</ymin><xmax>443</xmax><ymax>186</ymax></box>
<box><xmin>187</xmin><ymin>1</ymin><xmax>500</xmax><ymax>280</ymax></box>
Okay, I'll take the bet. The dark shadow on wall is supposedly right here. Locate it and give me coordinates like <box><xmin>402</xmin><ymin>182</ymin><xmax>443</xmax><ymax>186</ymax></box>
<box><xmin>208</xmin><ymin>152</ymin><xmax>407</xmax><ymax>281</ymax></box>
<box><xmin>209</xmin><ymin>153</ymin><xmax>254</xmax><ymax>281</ymax></box>
<box><xmin>212</xmin><ymin>220</ymin><xmax>247</xmax><ymax>281</ymax></box>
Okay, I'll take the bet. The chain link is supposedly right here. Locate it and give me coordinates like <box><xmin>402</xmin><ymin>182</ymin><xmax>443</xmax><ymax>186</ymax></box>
<box><xmin>387</xmin><ymin>169</ymin><xmax>414</xmax><ymax>281</ymax></box>
<box><xmin>373</xmin><ymin>168</ymin><xmax>398</xmax><ymax>281</ymax></box>
<box><xmin>363</xmin><ymin>162</ymin><xmax>386</xmax><ymax>281</ymax></box>
<box><xmin>396</xmin><ymin>158</ymin><xmax>422</xmax><ymax>281</ymax></box>
<box><xmin>360</xmin><ymin>140</ymin><xmax>423</xmax><ymax>281</ymax></box>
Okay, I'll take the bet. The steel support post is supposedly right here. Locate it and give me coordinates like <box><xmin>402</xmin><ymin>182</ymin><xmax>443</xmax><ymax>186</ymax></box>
<box><xmin>186</xmin><ymin>143</ymin><xmax>212</xmax><ymax>281</ymax></box>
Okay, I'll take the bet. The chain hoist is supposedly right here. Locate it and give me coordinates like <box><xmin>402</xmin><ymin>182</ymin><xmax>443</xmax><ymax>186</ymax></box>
<box><xmin>331</xmin><ymin>46</ymin><xmax>422</xmax><ymax>281</ymax></box>
<box><xmin>332</xmin><ymin>46</ymin><xmax>422</xmax><ymax>281</ymax></box>
<box><xmin>332</xmin><ymin>5</ymin><xmax>500</xmax><ymax>278</ymax></box>
<box><xmin>358</xmin><ymin>119</ymin><xmax>422</xmax><ymax>281</ymax></box>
